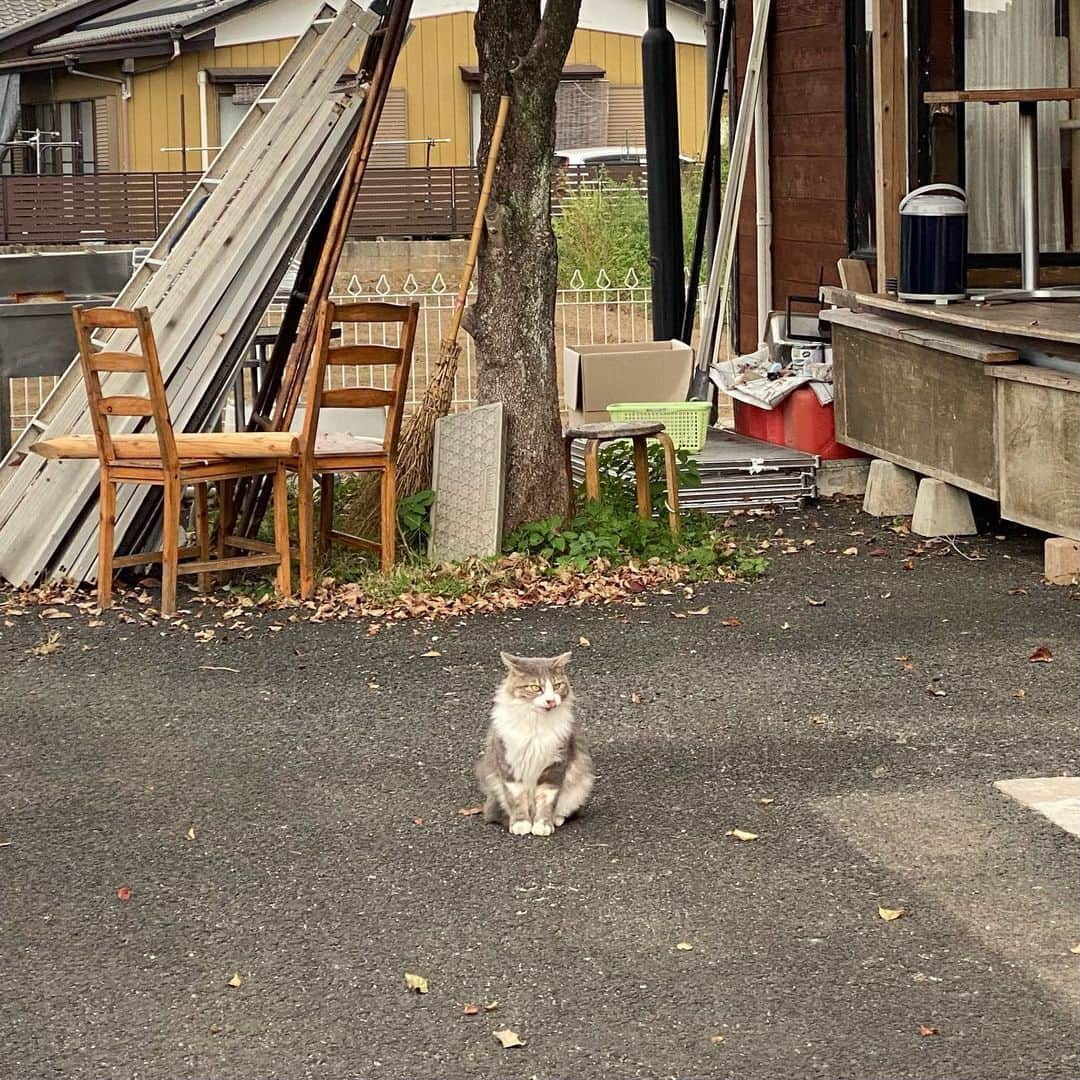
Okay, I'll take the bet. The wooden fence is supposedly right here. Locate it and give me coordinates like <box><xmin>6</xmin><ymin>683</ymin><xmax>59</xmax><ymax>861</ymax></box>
<box><xmin>0</xmin><ymin>165</ymin><xmax>641</xmax><ymax>245</ymax></box>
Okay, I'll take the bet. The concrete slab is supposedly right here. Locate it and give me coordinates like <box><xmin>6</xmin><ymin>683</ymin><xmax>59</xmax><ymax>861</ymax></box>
<box><xmin>995</xmin><ymin>777</ymin><xmax>1080</xmax><ymax>838</ymax></box>
<box><xmin>818</xmin><ymin>456</ymin><xmax>870</xmax><ymax>497</ymax></box>
<box><xmin>428</xmin><ymin>403</ymin><xmax>506</xmax><ymax>563</ymax></box>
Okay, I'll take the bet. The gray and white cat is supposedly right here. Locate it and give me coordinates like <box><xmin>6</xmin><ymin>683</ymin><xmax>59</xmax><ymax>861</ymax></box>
<box><xmin>476</xmin><ymin>651</ymin><xmax>594</xmax><ymax>837</ymax></box>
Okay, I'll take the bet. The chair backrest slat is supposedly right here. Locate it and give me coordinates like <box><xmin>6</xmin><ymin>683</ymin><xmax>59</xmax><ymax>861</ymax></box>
<box><xmin>73</xmin><ymin>305</ymin><xmax>179</xmax><ymax>470</ymax></box>
<box><xmin>301</xmin><ymin>299</ymin><xmax>420</xmax><ymax>460</ymax></box>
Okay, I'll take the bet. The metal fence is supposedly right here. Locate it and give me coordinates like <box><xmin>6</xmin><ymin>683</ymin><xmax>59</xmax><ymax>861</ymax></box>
<box><xmin>7</xmin><ymin>268</ymin><xmax>670</xmax><ymax>444</ymax></box>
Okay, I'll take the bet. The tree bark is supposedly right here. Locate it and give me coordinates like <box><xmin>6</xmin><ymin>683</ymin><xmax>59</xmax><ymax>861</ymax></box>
<box><xmin>473</xmin><ymin>0</ymin><xmax>580</xmax><ymax>532</ymax></box>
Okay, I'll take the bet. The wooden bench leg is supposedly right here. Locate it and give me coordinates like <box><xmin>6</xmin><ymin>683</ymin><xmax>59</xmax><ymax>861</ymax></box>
<box><xmin>297</xmin><ymin>463</ymin><xmax>316</xmax><ymax>601</ymax></box>
<box><xmin>194</xmin><ymin>482</ymin><xmax>211</xmax><ymax>595</ymax></box>
<box><xmin>380</xmin><ymin>462</ymin><xmax>397</xmax><ymax>573</ymax></box>
<box><xmin>584</xmin><ymin>440</ymin><xmax>601</xmax><ymax>502</ymax></box>
<box><xmin>318</xmin><ymin>472</ymin><xmax>334</xmax><ymax>559</ymax></box>
<box><xmin>161</xmin><ymin>471</ymin><xmax>181</xmax><ymax>617</ymax></box>
<box><xmin>657</xmin><ymin>432</ymin><xmax>681</xmax><ymax>537</ymax></box>
<box><xmin>97</xmin><ymin>466</ymin><xmax>116</xmax><ymax>610</ymax></box>
<box><xmin>632</xmin><ymin>435</ymin><xmax>651</xmax><ymax>520</ymax></box>
<box><xmin>217</xmin><ymin>479</ymin><xmax>234</xmax><ymax>559</ymax></box>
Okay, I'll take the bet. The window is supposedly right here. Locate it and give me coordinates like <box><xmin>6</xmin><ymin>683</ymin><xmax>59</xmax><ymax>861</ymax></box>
<box><xmin>17</xmin><ymin>100</ymin><xmax>96</xmax><ymax>174</ymax></box>
<box><xmin>845</xmin><ymin>0</ymin><xmax>876</xmax><ymax>256</ymax></box>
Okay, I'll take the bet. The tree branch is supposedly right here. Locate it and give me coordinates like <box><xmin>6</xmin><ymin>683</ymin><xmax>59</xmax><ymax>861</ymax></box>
<box><xmin>519</xmin><ymin>0</ymin><xmax>581</xmax><ymax>86</ymax></box>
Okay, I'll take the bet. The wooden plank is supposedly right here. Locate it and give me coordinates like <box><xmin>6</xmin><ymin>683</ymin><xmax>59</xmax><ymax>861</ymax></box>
<box><xmin>925</xmin><ymin>88</ymin><xmax>1080</xmax><ymax>105</ymax></box>
<box><xmin>838</xmin><ymin>259</ymin><xmax>874</xmax><ymax>293</ymax></box>
<box><xmin>320</xmin><ymin>387</ymin><xmax>395</xmax><ymax>408</ymax></box>
<box><xmin>32</xmin><ymin>433</ymin><xmax>300</xmax><ymax>459</ymax></box>
<box><xmin>831</xmin><ymin>323</ymin><xmax>997</xmax><ymax>497</ymax></box>
<box><xmin>100</xmin><ymin>396</ymin><xmax>154</xmax><ymax>416</ymax></box>
<box><xmin>326</xmin><ymin>344</ymin><xmax>402</xmax><ymax>366</ymax></box>
<box><xmin>988</xmin><ymin>365</ymin><xmax>1080</xmax><ymax>392</ymax></box>
<box><xmin>89</xmin><ymin>352</ymin><xmax>146</xmax><ymax>373</ymax></box>
<box><xmin>995</xmin><ymin>377</ymin><xmax>1080</xmax><ymax>540</ymax></box>
<box><xmin>822</xmin><ymin>308</ymin><xmax>1018</xmax><ymax>363</ymax></box>
<box><xmin>872</xmin><ymin>0</ymin><xmax>906</xmax><ymax>294</ymax></box>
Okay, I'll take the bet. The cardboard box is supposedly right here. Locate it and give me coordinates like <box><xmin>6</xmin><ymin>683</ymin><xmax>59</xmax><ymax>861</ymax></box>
<box><xmin>563</xmin><ymin>340</ymin><xmax>695</xmax><ymax>425</ymax></box>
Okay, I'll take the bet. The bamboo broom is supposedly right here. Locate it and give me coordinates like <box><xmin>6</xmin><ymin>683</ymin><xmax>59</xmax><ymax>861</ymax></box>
<box><xmin>396</xmin><ymin>93</ymin><xmax>511</xmax><ymax>499</ymax></box>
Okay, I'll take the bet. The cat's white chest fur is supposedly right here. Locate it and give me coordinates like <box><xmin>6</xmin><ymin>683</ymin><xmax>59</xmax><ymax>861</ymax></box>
<box><xmin>493</xmin><ymin>706</ymin><xmax>573</xmax><ymax>786</ymax></box>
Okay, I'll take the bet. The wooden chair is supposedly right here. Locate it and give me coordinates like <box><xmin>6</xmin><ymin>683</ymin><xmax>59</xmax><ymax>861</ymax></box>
<box><xmin>293</xmin><ymin>299</ymin><xmax>419</xmax><ymax>598</ymax></box>
<box><xmin>31</xmin><ymin>306</ymin><xmax>298</xmax><ymax>616</ymax></box>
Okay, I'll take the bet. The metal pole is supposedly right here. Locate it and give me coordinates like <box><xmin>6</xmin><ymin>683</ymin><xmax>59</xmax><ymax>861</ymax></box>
<box><xmin>1018</xmin><ymin>100</ymin><xmax>1040</xmax><ymax>292</ymax></box>
<box><xmin>703</xmin><ymin>0</ymin><xmax>723</xmax><ymax>260</ymax></box>
<box><xmin>642</xmin><ymin>0</ymin><xmax>685</xmax><ymax>340</ymax></box>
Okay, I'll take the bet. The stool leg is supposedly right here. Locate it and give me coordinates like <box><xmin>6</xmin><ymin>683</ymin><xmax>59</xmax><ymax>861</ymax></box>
<box><xmin>584</xmin><ymin>440</ymin><xmax>601</xmax><ymax>502</ymax></box>
<box><xmin>632</xmin><ymin>436</ymin><xmax>651</xmax><ymax>520</ymax></box>
<box><xmin>564</xmin><ymin>438</ymin><xmax>576</xmax><ymax>517</ymax></box>
<box><xmin>657</xmin><ymin>432</ymin><xmax>681</xmax><ymax>537</ymax></box>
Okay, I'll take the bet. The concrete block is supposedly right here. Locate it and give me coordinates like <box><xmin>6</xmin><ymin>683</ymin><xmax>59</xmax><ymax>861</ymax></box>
<box><xmin>911</xmin><ymin>478</ymin><xmax>977</xmax><ymax>537</ymax></box>
<box><xmin>1044</xmin><ymin>537</ymin><xmax>1080</xmax><ymax>585</ymax></box>
<box><xmin>862</xmin><ymin>459</ymin><xmax>918</xmax><ymax>517</ymax></box>
<box><xmin>818</xmin><ymin>457</ymin><xmax>871</xmax><ymax>498</ymax></box>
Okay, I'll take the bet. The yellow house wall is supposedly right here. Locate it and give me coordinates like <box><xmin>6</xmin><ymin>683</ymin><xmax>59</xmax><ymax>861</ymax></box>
<box><xmin>19</xmin><ymin>11</ymin><xmax>706</xmax><ymax>173</ymax></box>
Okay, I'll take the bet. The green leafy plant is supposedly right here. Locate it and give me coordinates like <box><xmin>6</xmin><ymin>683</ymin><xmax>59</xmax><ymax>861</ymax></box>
<box><xmin>397</xmin><ymin>488</ymin><xmax>434</xmax><ymax>551</ymax></box>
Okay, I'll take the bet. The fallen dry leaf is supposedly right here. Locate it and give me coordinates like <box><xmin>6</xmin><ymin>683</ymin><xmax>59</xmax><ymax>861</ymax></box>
<box><xmin>578</xmin><ymin>635</ymin><xmax>591</xmax><ymax>647</ymax></box>
<box><xmin>710</xmin><ymin>1035</ymin><xmax>726</xmax><ymax>1045</ymax></box>
<box><xmin>843</xmin><ymin>546</ymin><xmax>859</xmax><ymax>556</ymax></box>
<box><xmin>186</xmin><ymin>826</ymin><xmax>196</xmax><ymax>842</ymax></box>
<box><xmin>868</xmin><ymin>547</ymin><xmax>888</xmax><ymax>557</ymax></box>
<box><xmin>757</xmin><ymin>797</ymin><xmax>776</xmax><ymax>806</ymax></box>
<box><xmin>1069</xmin><ymin>944</ymin><xmax>1080</xmax><ymax>955</ymax></box>
<box><xmin>805</xmin><ymin>597</ymin><xmax>826</xmax><ymax>606</ymax></box>
<box><xmin>227</xmin><ymin>972</ymin><xmax>243</xmax><ymax>988</ymax></box>
<box><xmin>918</xmin><ymin>1025</ymin><xmax>939</xmax><ymax>1037</ymax></box>
<box><xmin>458</xmin><ymin>806</ymin><xmax>482</xmax><ymax>817</ymax></box>
<box><xmin>926</xmin><ymin>683</ymin><xmax>947</xmax><ymax>697</ymax></box>
<box><xmin>809</xmin><ymin>714</ymin><xmax>826</xmax><ymax>725</ymax></box>
<box><xmin>463</xmin><ymin>1003</ymin><xmax>480</xmax><ymax>1016</ymax></box>
<box><xmin>686</xmin><ymin>606</ymin><xmax>710</xmax><ymax>616</ymax></box>
<box><xmin>1029</xmin><ymin>646</ymin><xmax>1054</xmax><ymax>663</ymax></box>
<box><xmin>30</xmin><ymin>632</ymin><xmax>61</xmax><ymax>657</ymax></box>
<box><xmin>720</xmin><ymin>615</ymin><xmax>741</xmax><ymax>627</ymax></box>
<box><xmin>1008</xmin><ymin>587</ymin><xmax>1028</xmax><ymax>596</ymax></box>
<box><xmin>878</xmin><ymin>906</ymin><xmax>905</xmax><ymax>922</ymax></box>
<box><xmin>726</xmin><ymin>829</ymin><xmax>758</xmax><ymax>842</ymax></box>
<box><xmin>116</xmin><ymin>886</ymin><xmax>132</xmax><ymax>902</ymax></box>
<box><xmin>493</xmin><ymin>1028</ymin><xmax>525</xmax><ymax>1049</ymax></box>
<box><xmin>404</xmin><ymin>972</ymin><xmax>429</xmax><ymax>994</ymax></box>
<box><xmin>87</xmin><ymin>619</ymin><xmax>104</xmax><ymax>628</ymax></box>
<box><xmin>671</xmin><ymin>612</ymin><xmax>687</xmax><ymax>619</ymax></box>
<box><xmin>40</xmin><ymin>608</ymin><xmax>72</xmax><ymax>619</ymax></box>
<box><xmin>1013</xmin><ymin>688</ymin><xmax>1026</xmax><ymax>699</ymax></box>
<box><xmin>780</xmin><ymin>621</ymin><xmax>791</xmax><ymax>630</ymax></box>
<box><xmin>420</xmin><ymin>650</ymin><xmax>442</xmax><ymax>657</ymax></box>
<box><xmin>199</xmin><ymin>665</ymin><xmax>239</xmax><ymax>673</ymax></box>
<box><xmin>484</xmin><ymin>1000</ymin><xmax>499</xmax><ymax>1012</ymax></box>
<box><xmin>411</xmin><ymin>817</ymin><xmax>424</xmax><ymax>826</ymax></box>
<box><xmin>630</xmin><ymin>692</ymin><xmax>642</xmax><ymax>704</ymax></box>
<box><xmin>675</xmin><ymin>942</ymin><xmax>694</xmax><ymax>951</ymax></box>
<box><xmin>902</xmin><ymin>558</ymin><xmax>915</xmax><ymax>571</ymax></box>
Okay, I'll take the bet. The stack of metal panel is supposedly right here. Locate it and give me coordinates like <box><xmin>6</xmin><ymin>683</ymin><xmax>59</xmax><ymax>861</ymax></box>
<box><xmin>570</xmin><ymin>427</ymin><xmax>817</xmax><ymax>513</ymax></box>
<box><xmin>0</xmin><ymin>0</ymin><xmax>381</xmax><ymax>588</ymax></box>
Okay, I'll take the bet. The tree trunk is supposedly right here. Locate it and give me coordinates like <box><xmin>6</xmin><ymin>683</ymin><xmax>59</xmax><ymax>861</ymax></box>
<box><xmin>472</xmin><ymin>0</ymin><xmax>580</xmax><ymax>532</ymax></box>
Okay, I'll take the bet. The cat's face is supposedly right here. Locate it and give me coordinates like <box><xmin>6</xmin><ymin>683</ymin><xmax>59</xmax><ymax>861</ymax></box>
<box><xmin>499</xmin><ymin>651</ymin><xmax>573</xmax><ymax>712</ymax></box>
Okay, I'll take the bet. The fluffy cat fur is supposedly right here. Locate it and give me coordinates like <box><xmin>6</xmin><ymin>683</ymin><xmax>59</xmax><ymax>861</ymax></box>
<box><xmin>476</xmin><ymin>651</ymin><xmax>594</xmax><ymax>837</ymax></box>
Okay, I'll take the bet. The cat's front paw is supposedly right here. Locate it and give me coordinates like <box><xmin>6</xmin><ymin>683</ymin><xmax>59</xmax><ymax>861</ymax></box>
<box><xmin>553</xmin><ymin>816</ymin><xmax>566</xmax><ymax>828</ymax></box>
<box><xmin>509</xmin><ymin>819</ymin><xmax>532</xmax><ymax>836</ymax></box>
<box><xmin>531</xmin><ymin>820</ymin><xmax>554</xmax><ymax>836</ymax></box>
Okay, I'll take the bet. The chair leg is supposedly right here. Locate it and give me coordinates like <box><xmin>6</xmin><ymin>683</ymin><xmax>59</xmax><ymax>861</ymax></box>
<box><xmin>161</xmin><ymin>471</ymin><xmax>181</xmax><ymax>617</ymax></box>
<box><xmin>318</xmin><ymin>472</ymin><xmax>334</xmax><ymax>558</ymax></box>
<box><xmin>194</xmin><ymin>482</ymin><xmax>211</xmax><ymax>595</ymax></box>
<box><xmin>584</xmin><ymin>440</ymin><xmax>601</xmax><ymax>502</ymax></box>
<box><xmin>272</xmin><ymin>464</ymin><xmax>292</xmax><ymax>598</ymax></box>
<box><xmin>632</xmin><ymin>436</ymin><xmax>652</xmax><ymax>521</ymax></box>
<box><xmin>97</xmin><ymin>466</ymin><xmax>116</xmax><ymax>610</ymax></box>
<box><xmin>563</xmin><ymin>438</ymin><xmax>576</xmax><ymax>517</ymax></box>
<box><xmin>657</xmin><ymin>432</ymin><xmax>681</xmax><ymax>537</ymax></box>
<box><xmin>297</xmin><ymin>463</ymin><xmax>316</xmax><ymax>601</ymax></box>
<box><xmin>380</xmin><ymin>462</ymin><xmax>397</xmax><ymax>573</ymax></box>
<box><xmin>217</xmin><ymin>479</ymin><xmax>233</xmax><ymax>559</ymax></box>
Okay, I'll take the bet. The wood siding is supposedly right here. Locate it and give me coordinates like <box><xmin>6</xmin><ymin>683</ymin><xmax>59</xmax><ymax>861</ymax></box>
<box><xmin>17</xmin><ymin>13</ymin><xmax>708</xmax><ymax>173</ymax></box>
<box><xmin>734</xmin><ymin>0</ymin><xmax>847</xmax><ymax>353</ymax></box>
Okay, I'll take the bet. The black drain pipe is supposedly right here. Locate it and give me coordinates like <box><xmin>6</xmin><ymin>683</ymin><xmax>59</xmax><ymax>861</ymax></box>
<box><xmin>642</xmin><ymin>0</ymin><xmax>685</xmax><ymax>340</ymax></box>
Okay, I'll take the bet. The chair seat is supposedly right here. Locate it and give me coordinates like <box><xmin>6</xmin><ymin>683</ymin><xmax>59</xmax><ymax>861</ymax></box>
<box><xmin>563</xmin><ymin>420</ymin><xmax>666</xmax><ymax>441</ymax></box>
<box><xmin>312</xmin><ymin>433</ymin><xmax>385</xmax><ymax>458</ymax></box>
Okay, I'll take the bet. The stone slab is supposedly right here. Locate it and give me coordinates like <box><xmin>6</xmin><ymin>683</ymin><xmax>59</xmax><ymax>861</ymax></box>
<box><xmin>817</xmin><ymin>457</ymin><xmax>870</xmax><ymax>498</ymax></box>
<box><xmin>428</xmin><ymin>403</ymin><xmax>506</xmax><ymax>563</ymax></box>
<box><xmin>994</xmin><ymin>777</ymin><xmax>1080</xmax><ymax>838</ymax></box>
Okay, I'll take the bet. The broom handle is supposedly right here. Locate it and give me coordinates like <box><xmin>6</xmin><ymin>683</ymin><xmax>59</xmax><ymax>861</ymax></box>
<box><xmin>443</xmin><ymin>94</ymin><xmax>510</xmax><ymax>347</ymax></box>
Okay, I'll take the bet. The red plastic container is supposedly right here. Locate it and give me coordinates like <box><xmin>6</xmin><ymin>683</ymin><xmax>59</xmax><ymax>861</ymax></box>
<box><xmin>781</xmin><ymin>387</ymin><xmax>861</xmax><ymax>460</ymax></box>
<box><xmin>733</xmin><ymin>399</ymin><xmax>786</xmax><ymax>446</ymax></box>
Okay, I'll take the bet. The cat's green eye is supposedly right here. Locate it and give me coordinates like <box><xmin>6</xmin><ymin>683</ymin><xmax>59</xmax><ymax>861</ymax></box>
<box><xmin>524</xmin><ymin>683</ymin><xmax>541</xmax><ymax>693</ymax></box>
<box><xmin>554</xmin><ymin>682</ymin><xmax>566</xmax><ymax>692</ymax></box>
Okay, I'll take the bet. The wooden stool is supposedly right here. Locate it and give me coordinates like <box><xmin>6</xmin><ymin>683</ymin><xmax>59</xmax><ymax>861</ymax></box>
<box><xmin>563</xmin><ymin>420</ymin><xmax>681</xmax><ymax>536</ymax></box>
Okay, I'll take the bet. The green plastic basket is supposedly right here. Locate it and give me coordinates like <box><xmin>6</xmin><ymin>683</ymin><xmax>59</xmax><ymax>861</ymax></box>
<box><xmin>606</xmin><ymin>401</ymin><xmax>712</xmax><ymax>452</ymax></box>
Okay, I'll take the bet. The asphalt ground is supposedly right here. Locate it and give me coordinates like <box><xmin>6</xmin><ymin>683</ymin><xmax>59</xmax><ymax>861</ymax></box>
<box><xmin>2</xmin><ymin>501</ymin><xmax>1078</xmax><ymax>1080</ymax></box>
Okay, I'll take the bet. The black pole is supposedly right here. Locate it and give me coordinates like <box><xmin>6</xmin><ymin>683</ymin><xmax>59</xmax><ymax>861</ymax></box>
<box><xmin>680</xmin><ymin>0</ymin><xmax>734</xmax><ymax>353</ymax></box>
<box><xmin>642</xmin><ymin>0</ymin><xmax>684</xmax><ymax>340</ymax></box>
<box><xmin>703</xmin><ymin>0</ymin><xmax>723</xmax><ymax>258</ymax></box>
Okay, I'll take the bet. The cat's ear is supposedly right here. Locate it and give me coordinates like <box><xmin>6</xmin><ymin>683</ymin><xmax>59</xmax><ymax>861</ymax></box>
<box><xmin>500</xmin><ymin>651</ymin><xmax>521</xmax><ymax>671</ymax></box>
<box><xmin>554</xmin><ymin>651</ymin><xmax>572</xmax><ymax>669</ymax></box>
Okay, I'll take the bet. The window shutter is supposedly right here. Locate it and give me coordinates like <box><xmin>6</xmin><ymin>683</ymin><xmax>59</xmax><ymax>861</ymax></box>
<box><xmin>93</xmin><ymin>97</ymin><xmax>111</xmax><ymax>173</ymax></box>
<box><xmin>370</xmin><ymin>87</ymin><xmax>407</xmax><ymax>166</ymax></box>
<box><xmin>606</xmin><ymin>85</ymin><xmax>645</xmax><ymax>148</ymax></box>
<box><xmin>554</xmin><ymin>79</ymin><xmax>609</xmax><ymax>150</ymax></box>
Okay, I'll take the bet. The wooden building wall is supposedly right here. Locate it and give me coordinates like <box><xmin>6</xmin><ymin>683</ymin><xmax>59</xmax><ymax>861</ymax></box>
<box><xmin>18</xmin><ymin>14</ymin><xmax>709</xmax><ymax>174</ymax></box>
<box><xmin>734</xmin><ymin>0</ymin><xmax>848</xmax><ymax>354</ymax></box>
